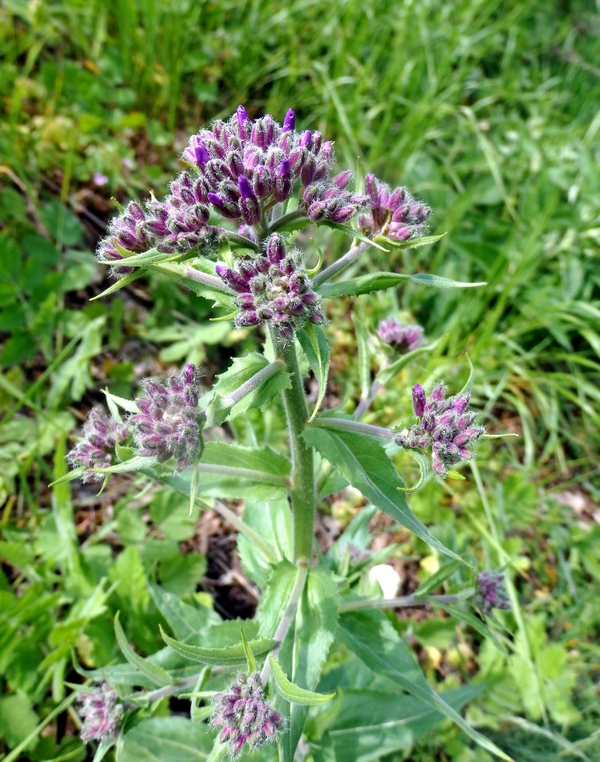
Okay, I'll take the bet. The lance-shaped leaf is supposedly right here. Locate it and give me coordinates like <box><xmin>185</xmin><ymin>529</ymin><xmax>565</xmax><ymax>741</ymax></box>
<box><xmin>409</xmin><ymin>272</ymin><xmax>487</xmax><ymax>289</ymax></box>
<box><xmin>297</xmin><ymin>323</ymin><xmax>330</xmax><ymax>422</ymax></box>
<box><xmin>114</xmin><ymin>612</ymin><xmax>173</xmax><ymax>688</ymax></box>
<box><xmin>320</xmin><ymin>220</ymin><xmax>388</xmax><ymax>251</ymax></box>
<box><xmin>90</xmin><ymin>269</ymin><xmax>144</xmax><ymax>301</ymax></box>
<box><xmin>337</xmin><ymin>610</ymin><xmax>513</xmax><ymax>761</ymax></box>
<box><xmin>374</xmin><ymin>232</ymin><xmax>447</xmax><ymax>250</ymax></box>
<box><xmin>95</xmin><ymin>454</ymin><xmax>159</xmax><ymax>475</ymax></box>
<box><xmin>317</xmin><ymin>272</ymin><xmax>409</xmax><ymax>299</ymax></box>
<box><xmin>269</xmin><ymin>655</ymin><xmax>336</xmax><ymax>706</ymax></box>
<box><xmin>376</xmin><ymin>340</ymin><xmax>438</xmax><ymax>385</ymax></box>
<box><xmin>160</xmin><ymin>627</ymin><xmax>276</xmax><ymax>666</ymax></box>
<box><xmin>302</xmin><ymin>427</ymin><xmax>467</xmax><ymax>564</ymax></box>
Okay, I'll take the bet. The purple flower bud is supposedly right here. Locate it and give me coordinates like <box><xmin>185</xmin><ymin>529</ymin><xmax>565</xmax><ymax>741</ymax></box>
<box><xmin>474</xmin><ymin>571</ymin><xmax>510</xmax><ymax>615</ymax></box>
<box><xmin>253</xmin><ymin>165</ymin><xmax>273</xmax><ymax>198</ymax></box>
<box><xmin>78</xmin><ymin>683</ymin><xmax>123</xmax><ymax>743</ymax></box>
<box><xmin>266</xmin><ymin>234</ymin><xmax>285</xmax><ymax>264</ymax></box>
<box><xmin>236</xmin><ymin>104</ymin><xmax>249</xmax><ymax>127</ymax></box>
<box><xmin>238</xmin><ymin>175</ymin><xmax>255</xmax><ymax>201</ymax></box>
<box><xmin>68</xmin><ymin>409</ymin><xmax>130</xmax><ymax>482</ymax></box>
<box><xmin>452</xmin><ymin>394</ymin><xmax>470</xmax><ymax>413</ymax></box>
<box><xmin>194</xmin><ymin>139</ymin><xmax>210</xmax><ymax>166</ymax></box>
<box><xmin>299</xmin><ymin>130</ymin><xmax>312</xmax><ymax>148</ymax></box>
<box><xmin>282</xmin><ymin>108</ymin><xmax>295</xmax><ymax>132</ymax></box>
<box><xmin>412</xmin><ymin>384</ymin><xmax>426</xmax><ymax>418</ymax></box>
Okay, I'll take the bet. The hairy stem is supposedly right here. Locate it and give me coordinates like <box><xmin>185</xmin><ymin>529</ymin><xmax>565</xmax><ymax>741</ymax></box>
<box><xmin>310</xmin><ymin>417</ymin><xmax>395</xmax><ymax>440</ymax></box>
<box><xmin>312</xmin><ymin>240</ymin><xmax>371</xmax><ymax>287</ymax></box>
<box><xmin>183</xmin><ymin>266</ymin><xmax>235</xmax><ymax>294</ymax></box>
<box><xmin>338</xmin><ymin>593</ymin><xmax>460</xmax><ymax>613</ymax></box>
<box><xmin>221</xmin><ymin>360</ymin><xmax>286</xmax><ymax>409</ymax></box>
<box><xmin>278</xmin><ymin>337</ymin><xmax>316</xmax><ymax>563</ymax></box>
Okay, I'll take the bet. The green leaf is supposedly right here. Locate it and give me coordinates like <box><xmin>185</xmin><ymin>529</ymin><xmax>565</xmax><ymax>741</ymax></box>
<box><xmin>97</xmin><ymin>246</ymin><xmax>176</xmax><ymax>268</ymax></box>
<box><xmin>317</xmin><ymin>272</ymin><xmax>409</xmax><ymax>299</ymax></box>
<box><xmin>103</xmin><ymin>389</ymin><xmax>139</xmax><ymax>416</ymax></box>
<box><xmin>114</xmin><ymin>612</ymin><xmax>173</xmax><ymax>688</ymax></box>
<box><xmin>337</xmin><ymin>610</ymin><xmax>512</xmax><ymax>760</ymax></box>
<box><xmin>297</xmin><ymin>323</ymin><xmax>330</xmax><ymax>422</ymax></box>
<box><xmin>119</xmin><ymin>717</ymin><xmax>213</xmax><ymax>761</ymax></box>
<box><xmin>160</xmin><ymin>627</ymin><xmax>276</xmax><ymax>666</ymax></box>
<box><xmin>148</xmin><ymin>582</ymin><xmax>220</xmax><ymax>642</ymax></box>
<box><xmin>302</xmin><ymin>427</ymin><xmax>467</xmax><ymax>564</ymax></box>
<box><xmin>269</xmin><ymin>656</ymin><xmax>336</xmax><ymax>706</ymax></box>
<box><xmin>351</xmin><ymin>314</ymin><xmax>370</xmax><ymax>401</ymax></box>
<box><xmin>90</xmin><ymin>270</ymin><xmax>144</xmax><ymax>301</ymax></box>
<box><xmin>376</xmin><ymin>340</ymin><xmax>438</xmax><ymax>385</ymax></box>
<box><xmin>237</xmin><ymin>499</ymin><xmax>293</xmax><ymax>588</ymax></box>
<box><xmin>322</xmin><ymin>685</ymin><xmax>480</xmax><ymax>762</ymax></box>
<box><xmin>257</xmin><ymin>560</ymin><xmax>298</xmax><ymax>640</ymax></box>
<box><xmin>409</xmin><ymin>272</ymin><xmax>487</xmax><ymax>289</ymax></box>
<box><xmin>96</xmin><ymin>455</ymin><xmax>158</xmax><ymax>474</ymax></box>
<box><xmin>203</xmin><ymin>353</ymin><xmax>290</xmax><ymax>425</ymax></box>
<box><xmin>373</xmin><ymin>232</ymin><xmax>447</xmax><ymax>250</ymax></box>
<box><xmin>153</xmin><ymin>260</ymin><xmax>234</xmax><ymax>309</ymax></box>
<box><xmin>413</xmin><ymin>560</ymin><xmax>461</xmax><ymax>598</ymax></box>
<box><xmin>430</xmin><ymin>601</ymin><xmax>508</xmax><ymax>655</ymax></box>
<box><xmin>240</xmin><ymin>629</ymin><xmax>257</xmax><ymax>672</ymax></box>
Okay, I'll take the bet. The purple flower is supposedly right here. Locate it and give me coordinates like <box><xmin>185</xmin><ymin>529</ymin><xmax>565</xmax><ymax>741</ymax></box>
<box><xmin>474</xmin><ymin>571</ymin><xmax>510</xmax><ymax>615</ymax></box>
<box><xmin>130</xmin><ymin>364</ymin><xmax>204</xmax><ymax>470</ymax></box>
<box><xmin>377</xmin><ymin>318</ymin><xmax>425</xmax><ymax>352</ymax></box>
<box><xmin>78</xmin><ymin>683</ymin><xmax>123</xmax><ymax>743</ymax></box>
<box><xmin>67</xmin><ymin>409</ymin><xmax>130</xmax><ymax>482</ymax></box>
<box><xmin>395</xmin><ymin>382</ymin><xmax>484</xmax><ymax>477</ymax></box>
<box><xmin>216</xmin><ymin>233</ymin><xmax>324</xmax><ymax>340</ymax></box>
<box><xmin>96</xmin><ymin>201</ymin><xmax>157</xmax><ymax>276</ymax></box>
<box><xmin>302</xmin><ymin>173</ymin><xmax>368</xmax><ymax>224</ymax></box>
<box><xmin>358</xmin><ymin>173</ymin><xmax>430</xmax><ymax>242</ymax></box>
<box><xmin>211</xmin><ymin>672</ymin><xmax>284</xmax><ymax>757</ymax></box>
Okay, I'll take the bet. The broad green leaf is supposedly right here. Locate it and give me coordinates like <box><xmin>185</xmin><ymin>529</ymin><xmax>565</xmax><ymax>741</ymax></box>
<box><xmin>202</xmin><ymin>353</ymin><xmax>290</xmax><ymax>425</ymax></box>
<box><xmin>302</xmin><ymin>427</ymin><xmax>466</xmax><ymax>564</ymax></box>
<box><xmin>376</xmin><ymin>341</ymin><xmax>438</xmax><ymax>385</ymax></box>
<box><xmin>237</xmin><ymin>499</ymin><xmax>292</xmax><ymax>588</ymax></box>
<box><xmin>322</xmin><ymin>685</ymin><xmax>480</xmax><ymax>762</ymax></box>
<box><xmin>269</xmin><ymin>656</ymin><xmax>336</xmax><ymax>706</ymax></box>
<box><xmin>409</xmin><ymin>273</ymin><xmax>487</xmax><ymax>289</ymax></box>
<box><xmin>114</xmin><ymin>612</ymin><xmax>173</xmax><ymax>688</ymax></box>
<box><xmin>317</xmin><ymin>272</ymin><xmax>409</xmax><ymax>299</ymax></box>
<box><xmin>160</xmin><ymin>627</ymin><xmax>276</xmax><ymax>666</ymax></box>
<box><xmin>119</xmin><ymin>717</ymin><xmax>213</xmax><ymax>761</ymax></box>
<box><xmin>337</xmin><ymin>610</ymin><xmax>512</xmax><ymax>760</ymax></box>
<box><xmin>148</xmin><ymin>583</ymin><xmax>221</xmax><ymax>641</ymax></box>
<box><xmin>257</xmin><ymin>560</ymin><xmax>298</xmax><ymax>640</ymax></box>
<box><xmin>297</xmin><ymin>323</ymin><xmax>330</xmax><ymax>422</ymax></box>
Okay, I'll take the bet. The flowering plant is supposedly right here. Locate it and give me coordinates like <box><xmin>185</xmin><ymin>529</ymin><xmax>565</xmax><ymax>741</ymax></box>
<box><xmin>61</xmin><ymin>106</ymin><xmax>512</xmax><ymax>762</ymax></box>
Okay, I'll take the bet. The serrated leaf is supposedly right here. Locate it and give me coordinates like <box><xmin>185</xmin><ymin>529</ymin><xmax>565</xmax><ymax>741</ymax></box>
<box><xmin>297</xmin><ymin>324</ymin><xmax>330</xmax><ymax>422</ymax></box>
<box><xmin>149</xmin><ymin>583</ymin><xmax>220</xmax><ymax>641</ymax></box>
<box><xmin>160</xmin><ymin>627</ymin><xmax>276</xmax><ymax>666</ymax></box>
<box><xmin>317</xmin><ymin>272</ymin><xmax>409</xmax><ymax>299</ymax></box>
<box><xmin>302</xmin><ymin>426</ymin><xmax>467</xmax><ymax>564</ymax></box>
<box><xmin>270</xmin><ymin>655</ymin><xmax>335</xmax><ymax>705</ymax></box>
<box><xmin>409</xmin><ymin>273</ymin><xmax>487</xmax><ymax>289</ymax></box>
<box><xmin>337</xmin><ymin>610</ymin><xmax>512</xmax><ymax>760</ymax></box>
<box><xmin>114</xmin><ymin>612</ymin><xmax>173</xmax><ymax>687</ymax></box>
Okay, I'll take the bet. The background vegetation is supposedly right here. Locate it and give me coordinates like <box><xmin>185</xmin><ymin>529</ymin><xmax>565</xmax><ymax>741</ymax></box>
<box><xmin>1</xmin><ymin>0</ymin><xmax>599</xmax><ymax>760</ymax></box>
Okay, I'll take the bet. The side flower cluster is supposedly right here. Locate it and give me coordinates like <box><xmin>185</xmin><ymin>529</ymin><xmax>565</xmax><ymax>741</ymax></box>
<box><xmin>130</xmin><ymin>364</ymin><xmax>204</xmax><ymax>470</ymax></box>
<box><xmin>210</xmin><ymin>672</ymin><xmax>284</xmax><ymax>758</ymax></box>
<box><xmin>377</xmin><ymin>318</ymin><xmax>425</xmax><ymax>353</ymax></box>
<box><xmin>216</xmin><ymin>233</ymin><xmax>325</xmax><ymax>340</ymax></box>
<box><xmin>395</xmin><ymin>382</ymin><xmax>484</xmax><ymax>476</ymax></box>
<box><xmin>67</xmin><ymin>408</ymin><xmax>129</xmax><ymax>482</ymax></box>
<box><xmin>358</xmin><ymin>173</ymin><xmax>430</xmax><ymax>242</ymax></box>
<box><xmin>302</xmin><ymin>170</ymin><xmax>368</xmax><ymax>223</ymax></box>
<box><xmin>78</xmin><ymin>683</ymin><xmax>123</xmax><ymax>743</ymax></box>
<box><xmin>474</xmin><ymin>571</ymin><xmax>510</xmax><ymax>615</ymax></box>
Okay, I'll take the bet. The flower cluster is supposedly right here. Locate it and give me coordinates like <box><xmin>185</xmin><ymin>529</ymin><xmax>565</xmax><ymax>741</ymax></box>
<box><xmin>216</xmin><ymin>233</ymin><xmax>325</xmax><ymax>340</ymax></box>
<box><xmin>302</xmin><ymin>170</ymin><xmax>368</xmax><ymax>223</ymax></box>
<box><xmin>130</xmin><ymin>364</ymin><xmax>203</xmax><ymax>470</ymax></box>
<box><xmin>474</xmin><ymin>571</ymin><xmax>510</xmax><ymax>615</ymax></box>
<box><xmin>377</xmin><ymin>318</ymin><xmax>425</xmax><ymax>353</ymax></box>
<box><xmin>67</xmin><ymin>408</ymin><xmax>130</xmax><ymax>482</ymax></box>
<box><xmin>97</xmin><ymin>106</ymin><xmax>371</xmax><ymax>276</ymax></box>
<box><xmin>210</xmin><ymin>672</ymin><xmax>284</xmax><ymax>758</ymax></box>
<box><xmin>358</xmin><ymin>173</ymin><xmax>430</xmax><ymax>242</ymax></box>
<box><xmin>394</xmin><ymin>382</ymin><xmax>484</xmax><ymax>476</ymax></box>
<box><xmin>78</xmin><ymin>683</ymin><xmax>123</xmax><ymax>743</ymax></box>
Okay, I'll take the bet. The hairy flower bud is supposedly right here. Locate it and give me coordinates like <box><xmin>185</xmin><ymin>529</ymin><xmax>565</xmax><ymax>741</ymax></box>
<box><xmin>474</xmin><ymin>571</ymin><xmax>510</xmax><ymax>615</ymax></box>
<box><xmin>211</xmin><ymin>672</ymin><xmax>283</xmax><ymax>758</ymax></box>
<box><xmin>78</xmin><ymin>683</ymin><xmax>123</xmax><ymax>743</ymax></box>
<box><xmin>67</xmin><ymin>409</ymin><xmax>130</xmax><ymax>482</ymax></box>
<box><xmin>130</xmin><ymin>364</ymin><xmax>203</xmax><ymax>470</ymax></box>
<box><xmin>378</xmin><ymin>318</ymin><xmax>425</xmax><ymax>353</ymax></box>
<box><xmin>395</xmin><ymin>382</ymin><xmax>484</xmax><ymax>477</ymax></box>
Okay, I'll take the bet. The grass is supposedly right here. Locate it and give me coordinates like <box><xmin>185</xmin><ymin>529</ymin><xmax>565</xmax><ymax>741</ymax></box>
<box><xmin>0</xmin><ymin>0</ymin><xmax>599</xmax><ymax>759</ymax></box>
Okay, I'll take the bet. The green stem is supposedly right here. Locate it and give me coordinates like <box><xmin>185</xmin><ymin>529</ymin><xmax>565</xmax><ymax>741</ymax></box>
<box><xmin>268</xmin><ymin>209</ymin><xmax>307</xmax><ymax>234</ymax></box>
<box><xmin>212</xmin><ymin>499</ymin><xmax>278</xmax><ymax>564</ymax></box>
<box><xmin>311</xmin><ymin>417</ymin><xmax>395</xmax><ymax>440</ymax></box>
<box><xmin>338</xmin><ymin>593</ymin><xmax>460</xmax><ymax>613</ymax></box>
<box><xmin>313</xmin><ymin>241</ymin><xmax>371</xmax><ymax>287</ymax></box>
<box><xmin>278</xmin><ymin>337</ymin><xmax>316</xmax><ymax>563</ymax></box>
<box><xmin>221</xmin><ymin>360</ymin><xmax>286</xmax><ymax>408</ymax></box>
